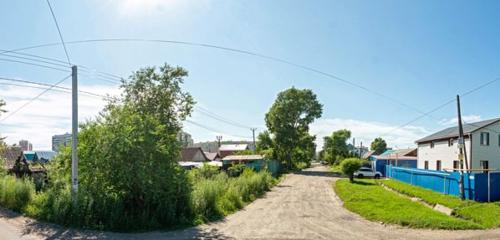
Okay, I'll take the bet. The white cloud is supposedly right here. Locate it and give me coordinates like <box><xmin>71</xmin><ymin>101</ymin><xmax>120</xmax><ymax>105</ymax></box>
<box><xmin>438</xmin><ymin>115</ymin><xmax>482</xmax><ymax>126</ymax></box>
<box><xmin>310</xmin><ymin>118</ymin><xmax>430</xmax><ymax>151</ymax></box>
<box><xmin>0</xmin><ymin>84</ymin><xmax>120</xmax><ymax>150</ymax></box>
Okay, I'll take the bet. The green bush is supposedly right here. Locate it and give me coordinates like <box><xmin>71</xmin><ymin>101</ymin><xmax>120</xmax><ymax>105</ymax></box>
<box><xmin>0</xmin><ymin>175</ymin><xmax>34</xmax><ymax>212</ymax></box>
<box><xmin>227</xmin><ymin>164</ymin><xmax>247</xmax><ymax>177</ymax></box>
<box><xmin>191</xmin><ymin>169</ymin><xmax>275</xmax><ymax>223</ymax></box>
<box><xmin>340</xmin><ymin>158</ymin><xmax>365</xmax><ymax>182</ymax></box>
<box><xmin>190</xmin><ymin>164</ymin><xmax>220</xmax><ymax>180</ymax></box>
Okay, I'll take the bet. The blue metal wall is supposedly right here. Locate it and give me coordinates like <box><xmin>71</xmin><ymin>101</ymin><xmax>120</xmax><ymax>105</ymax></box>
<box><xmin>386</xmin><ymin>166</ymin><xmax>481</xmax><ymax>201</ymax></box>
<box><xmin>473</xmin><ymin>172</ymin><xmax>500</xmax><ymax>202</ymax></box>
<box><xmin>376</xmin><ymin>160</ymin><xmax>417</xmax><ymax>176</ymax></box>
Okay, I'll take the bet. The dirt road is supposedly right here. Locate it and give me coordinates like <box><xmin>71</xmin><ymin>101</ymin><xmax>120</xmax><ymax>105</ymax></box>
<box><xmin>1</xmin><ymin>165</ymin><xmax>499</xmax><ymax>239</ymax></box>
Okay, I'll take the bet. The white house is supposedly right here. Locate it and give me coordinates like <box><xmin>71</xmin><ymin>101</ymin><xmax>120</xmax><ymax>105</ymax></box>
<box><xmin>416</xmin><ymin>118</ymin><xmax>500</xmax><ymax>171</ymax></box>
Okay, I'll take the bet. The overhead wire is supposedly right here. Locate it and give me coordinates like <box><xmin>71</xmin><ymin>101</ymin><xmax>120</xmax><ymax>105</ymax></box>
<box><xmin>0</xmin><ymin>74</ymin><xmax>71</xmax><ymax>123</ymax></box>
<box><xmin>45</xmin><ymin>0</ymin><xmax>71</xmax><ymax>65</ymax></box>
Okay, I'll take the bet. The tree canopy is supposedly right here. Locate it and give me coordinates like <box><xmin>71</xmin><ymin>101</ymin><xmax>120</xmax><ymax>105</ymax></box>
<box><xmin>322</xmin><ymin>129</ymin><xmax>351</xmax><ymax>165</ymax></box>
<box><xmin>46</xmin><ymin>63</ymin><xmax>195</xmax><ymax>230</ymax></box>
<box><xmin>264</xmin><ymin>87</ymin><xmax>322</xmax><ymax>169</ymax></box>
<box><xmin>370</xmin><ymin>137</ymin><xmax>387</xmax><ymax>155</ymax></box>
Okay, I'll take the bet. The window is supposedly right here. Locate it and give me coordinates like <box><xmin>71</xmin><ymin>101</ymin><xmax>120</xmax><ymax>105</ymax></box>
<box><xmin>430</xmin><ymin>142</ymin><xmax>435</xmax><ymax>148</ymax></box>
<box><xmin>480</xmin><ymin>160</ymin><xmax>489</xmax><ymax>173</ymax></box>
<box><xmin>453</xmin><ymin>160</ymin><xmax>460</xmax><ymax>172</ymax></box>
<box><xmin>498</xmin><ymin>134</ymin><xmax>500</xmax><ymax>146</ymax></box>
<box><xmin>436</xmin><ymin>160</ymin><xmax>442</xmax><ymax>171</ymax></box>
<box><xmin>448</xmin><ymin>138</ymin><xmax>454</xmax><ymax>147</ymax></box>
<box><xmin>424</xmin><ymin>161</ymin><xmax>429</xmax><ymax>170</ymax></box>
<box><xmin>480</xmin><ymin>132</ymin><xmax>490</xmax><ymax>146</ymax></box>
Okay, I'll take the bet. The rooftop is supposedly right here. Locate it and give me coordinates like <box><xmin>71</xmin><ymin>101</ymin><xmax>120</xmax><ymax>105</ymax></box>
<box><xmin>416</xmin><ymin>118</ymin><xmax>500</xmax><ymax>143</ymax></box>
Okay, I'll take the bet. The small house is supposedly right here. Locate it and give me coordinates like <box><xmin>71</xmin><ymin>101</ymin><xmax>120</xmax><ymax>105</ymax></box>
<box><xmin>371</xmin><ymin>148</ymin><xmax>417</xmax><ymax>176</ymax></box>
<box><xmin>204</xmin><ymin>152</ymin><xmax>221</xmax><ymax>161</ymax></box>
<box><xmin>219</xmin><ymin>144</ymin><xmax>249</xmax><ymax>158</ymax></box>
<box><xmin>222</xmin><ymin>154</ymin><xmax>265</xmax><ymax>171</ymax></box>
<box><xmin>416</xmin><ymin>118</ymin><xmax>500</xmax><ymax>171</ymax></box>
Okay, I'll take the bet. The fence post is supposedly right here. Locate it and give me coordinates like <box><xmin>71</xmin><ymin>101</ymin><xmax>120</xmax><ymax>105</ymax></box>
<box><xmin>443</xmin><ymin>175</ymin><xmax>446</xmax><ymax>194</ymax></box>
<box><xmin>488</xmin><ymin>171</ymin><xmax>491</xmax><ymax>202</ymax></box>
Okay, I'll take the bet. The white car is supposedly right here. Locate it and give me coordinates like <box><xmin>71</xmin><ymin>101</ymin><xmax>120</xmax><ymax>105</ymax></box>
<box><xmin>354</xmin><ymin>167</ymin><xmax>382</xmax><ymax>179</ymax></box>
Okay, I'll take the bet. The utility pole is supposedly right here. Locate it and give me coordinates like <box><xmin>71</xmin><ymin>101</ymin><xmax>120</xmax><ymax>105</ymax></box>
<box><xmin>216</xmin><ymin>136</ymin><xmax>222</xmax><ymax>148</ymax></box>
<box><xmin>352</xmin><ymin>138</ymin><xmax>356</xmax><ymax>156</ymax></box>
<box><xmin>251</xmin><ymin>128</ymin><xmax>257</xmax><ymax>153</ymax></box>
<box><xmin>457</xmin><ymin>95</ymin><xmax>466</xmax><ymax>200</ymax></box>
<box><xmin>71</xmin><ymin>65</ymin><xmax>78</xmax><ymax>203</ymax></box>
<box><xmin>360</xmin><ymin>141</ymin><xmax>363</xmax><ymax>158</ymax></box>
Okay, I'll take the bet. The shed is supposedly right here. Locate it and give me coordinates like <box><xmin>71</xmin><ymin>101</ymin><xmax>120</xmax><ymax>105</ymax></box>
<box><xmin>222</xmin><ymin>154</ymin><xmax>265</xmax><ymax>171</ymax></box>
<box><xmin>371</xmin><ymin>148</ymin><xmax>417</xmax><ymax>176</ymax></box>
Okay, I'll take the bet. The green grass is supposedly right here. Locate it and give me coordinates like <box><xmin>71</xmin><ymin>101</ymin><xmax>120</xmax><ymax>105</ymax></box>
<box><xmin>380</xmin><ymin>179</ymin><xmax>468</xmax><ymax>209</ymax></box>
<box><xmin>334</xmin><ymin>179</ymin><xmax>482</xmax><ymax>230</ymax></box>
<box><xmin>381</xmin><ymin>179</ymin><xmax>500</xmax><ymax>228</ymax></box>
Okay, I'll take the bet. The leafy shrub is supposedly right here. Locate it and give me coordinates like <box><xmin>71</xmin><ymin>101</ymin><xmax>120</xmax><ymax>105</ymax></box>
<box><xmin>191</xmin><ymin>169</ymin><xmax>275</xmax><ymax>223</ymax></box>
<box><xmin>190</xmin><ymin>164</ymin><xmax>220</xmax><ymax>180</ymax></box>
<box><xmin>227</xmin><ymin>164</ymin><xmax>247</xmax><ymax>177</ymax></box>
<box><xmin>340</xmin><ymin>158</ymin><xmax>365</xmax><ymax>182</ymax></box>
<box><xmin>0</xmin><ymin>175</ymin><xmax>34</xmax><ymax>212</ymax></box>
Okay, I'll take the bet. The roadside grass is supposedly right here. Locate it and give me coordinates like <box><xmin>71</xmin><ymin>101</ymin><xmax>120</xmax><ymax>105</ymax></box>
<box><xmin>380</xmin><ymin>179</ymin><xmax>468</xmax><ymax>209</ymax></box>
<box><xmin>334</xmin><ymin>179</ymin><xmax>482</xmax><ymax>230</ymax></box>
<box><xmin>330</xmin><ymin>165</ymin><xmax>342</xmax><ymax>174</ymax></box>
<box><xmin>381</xmin><ymin>179</ymin><xmax>500</xmax><ymax>228</ymax></box>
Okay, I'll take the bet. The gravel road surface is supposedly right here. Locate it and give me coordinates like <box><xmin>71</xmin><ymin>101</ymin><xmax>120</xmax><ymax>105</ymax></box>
<box><xmin>1</xmin><ymin>164</ymin><xmax>499</xmax><ymax>239</ymax></box>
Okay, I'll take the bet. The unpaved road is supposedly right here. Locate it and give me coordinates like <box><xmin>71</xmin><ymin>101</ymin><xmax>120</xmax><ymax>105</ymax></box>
<box><xmin>1</xmin><ymin>165</ymin><xmax>499</xmax><ymax>239</ymax></box>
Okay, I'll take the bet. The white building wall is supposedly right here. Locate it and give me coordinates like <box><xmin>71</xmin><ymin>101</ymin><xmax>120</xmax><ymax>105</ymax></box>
<box><xmin>417</xmin><ymin>138</ymin><xmax>471</xmax><ymax>171</ymax></box>
<box><xmin>470</xmin><ymin>121</ymin><xmax>500</xmax><ymax>170</ymax></box>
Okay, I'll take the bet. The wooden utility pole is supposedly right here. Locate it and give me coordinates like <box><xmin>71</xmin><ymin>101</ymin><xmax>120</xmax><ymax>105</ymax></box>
<box><xmin>457</xmin><ymin>95</ymin><xmax>466</xmax><ymax>200</ymax></box>
<box><xmin>251</xmin><ymin>128</ymin><xmax>257</xmax><ymax>153</ymax></box>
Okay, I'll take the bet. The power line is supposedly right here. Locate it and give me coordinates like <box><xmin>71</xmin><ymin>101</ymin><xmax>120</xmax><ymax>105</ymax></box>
<box><xmin>185</xmin><ymin>119</ymin><xmax>253</xmax><ymax>140</ymax></box>
<box><xmin>0</xmin><ymin>76</ymin><xmax>109</xmax><ymax>99</ymax></box>
<box><xmin>381</xmin><ymin>76</ymin><xmax>500</xmax><ymax>137</ymax></box>
<box><xmin>45</xmin><ymin>0</ymin><xmax>71</xmax><ymax>65</ymax></box>
<box><xmin>195</xmin><ymin>106</ymin><xmax>254</xmax><ymax>129</ymax></box>
<box><xmin>0</xmin><ymin>75</ymin><xmax>71</xmax><ymax>123</ymax></box>
<box><xmin>0</xmin><ymin>38</ymin><xmax>432</xmax><ymax>116</ymax></box>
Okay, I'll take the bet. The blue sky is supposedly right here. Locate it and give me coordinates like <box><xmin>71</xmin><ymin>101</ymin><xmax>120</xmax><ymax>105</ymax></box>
<box><xmin>0</xmin><ymin>0</ymin><xmax>499</xmax><ymax>150</ymax></box>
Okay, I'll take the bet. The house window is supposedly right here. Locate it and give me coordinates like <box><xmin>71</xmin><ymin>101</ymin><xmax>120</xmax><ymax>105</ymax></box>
<box><xmin>436</xmin><ymin>160</ymin><xmax>442</xmax><ymax>171</ymax></box>
<box><xmin>453</xmin><ymin>160</ymin><xmax>460</xmax><ymax>172</ymax></box>
<box><xmin>424</xmin><ymin>161</ymin><xmax>429</xmax><ymax>170</ymax></box>
<box><xmin>480</xmin><ymin>160</ymin><xmax>489</xmax><ymax>173</ymax></box>
<box><xmin>430</xmin><ymin>142</ymin><xmax>435</xmax><ymax>148</ymax></box>
<box><xmin>498</xmin><ymin>134</ymin><xmax>500</xmax><ymax>146</ymax></box>
<box><xmin>448</xmin><ymin>139</ymin><xmax>454</xmax><ymax>147</ymax></box>
<box><xmin>480</xmin><ymin>132</ymin><xmax>490</xmax><ymax>146</ymax></box>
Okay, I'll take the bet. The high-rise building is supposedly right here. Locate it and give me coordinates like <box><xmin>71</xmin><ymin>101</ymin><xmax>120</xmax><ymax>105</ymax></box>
<box><xmin>19</xmin><ymin>140</ymin><xmax>33</xmax><ymax>151</ymax></box>
<box><xmin>52</xmin><ymin>133</ymin><xmax>72</xmax><ymax>152</ymax></box>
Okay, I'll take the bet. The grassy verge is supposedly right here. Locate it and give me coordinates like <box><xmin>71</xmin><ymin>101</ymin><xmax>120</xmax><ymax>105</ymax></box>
<box><xmin>380</xmin><ymin>179</ymin><xmax>468</xmax><ymax>209</ymax></box>
<box><xmin>334</xmin><ymin>179</ymin><xmax>482</xmax><ymax>229</ymax></box>
<box><xmin>381</xmin><ymin>179</ymin><xmax>500</xmax><ymax>228</ymax></box>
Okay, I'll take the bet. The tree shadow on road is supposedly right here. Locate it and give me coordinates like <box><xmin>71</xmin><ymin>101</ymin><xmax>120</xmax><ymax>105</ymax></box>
<box><xmin>19</xmin><ymin>217</ymin><xmax>234</xmax><ymax>240</ymax></box>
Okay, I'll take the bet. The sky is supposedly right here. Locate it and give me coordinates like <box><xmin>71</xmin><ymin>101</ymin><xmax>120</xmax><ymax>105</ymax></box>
<box><xmin>0</xmin><ymin>0</ymin><xmax>499</xmax><ymax>150</ymax></box>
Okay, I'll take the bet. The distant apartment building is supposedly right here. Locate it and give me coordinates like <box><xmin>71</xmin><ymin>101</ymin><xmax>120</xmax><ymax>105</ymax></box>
<box><xmin>18</xmin><ymin>140</ymin><xmax>33</xmax><ymax>151</ymax></box>
<box><xmin>52</xmin><ymin>133</ymin><xmax>72</xmax><ymax>152</ymax></box>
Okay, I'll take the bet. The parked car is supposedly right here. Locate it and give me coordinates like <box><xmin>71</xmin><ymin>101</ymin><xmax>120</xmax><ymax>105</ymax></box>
<box><xmin>354</xmin><ymin>167</ymin><xmax>382</xmax><ymax>179</ymax></box>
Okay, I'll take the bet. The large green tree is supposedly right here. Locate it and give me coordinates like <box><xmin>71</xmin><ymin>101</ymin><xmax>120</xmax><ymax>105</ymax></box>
<box><xmin>322</xmin><ymin>129</ymin><xmax>351</xmax><ymax>165</ymax></box>
<box><xmin>265</xmin><ymin>87</ymin><xmax>322</xmax><ymax>169</ymax></box>
<box><xmin>370</xmin><ymin>137</ymin><xmax>387</xmax><ymax>155</ymax></box>
<box><xmin>46</xmin><ymin>64</ymin><xmax>195</xmax><ymax>230</ymax></box>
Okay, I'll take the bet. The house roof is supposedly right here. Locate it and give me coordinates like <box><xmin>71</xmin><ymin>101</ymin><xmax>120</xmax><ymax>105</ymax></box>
<box><xmin>204</xmin><ymin>152</ymin><xmax>220</xmax><ymax>161</ymax></box>
<box><xmin>181</xmin><ymin>147</ymin><xmax>208</xmax><ymax>162</ymax></box>
<box><xmin>219</xmin><ymin>144</ymin><xmax>248</xmax><ymax>151</ymax></box>
<box><xmin>35</xmin><ymin>151</ymin><xmax>56</xmax><ymax>163</ymax></box>
<box><xmin>416</xmin><ymin>118</ymin><xmax>500</xmax><ymax>143</ymax></box>
<box><xmin>377</xmin><ymin>148</ymin><xmax>417</xmax><ymax>160</ymax></box>
<box><xmin>1</xmin><ymin>147</ymin><xmax>22</xmax><ymax>169</ymax></box>
<box><xmin>222</xmin><ymin>155</ymin><xmax>264</xmax><ymax>161</ymax></box>
<box><xmin>362</xmin><ymin>151</ymin><xmax>375</xmax><ymax>159</ymax></box>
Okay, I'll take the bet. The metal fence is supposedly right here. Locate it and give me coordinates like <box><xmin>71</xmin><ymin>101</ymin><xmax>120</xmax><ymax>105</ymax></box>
<box><xmin>386</xmin><ymin>165</ymin><xmax>499</xmax><ymax>202</ymax></box>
